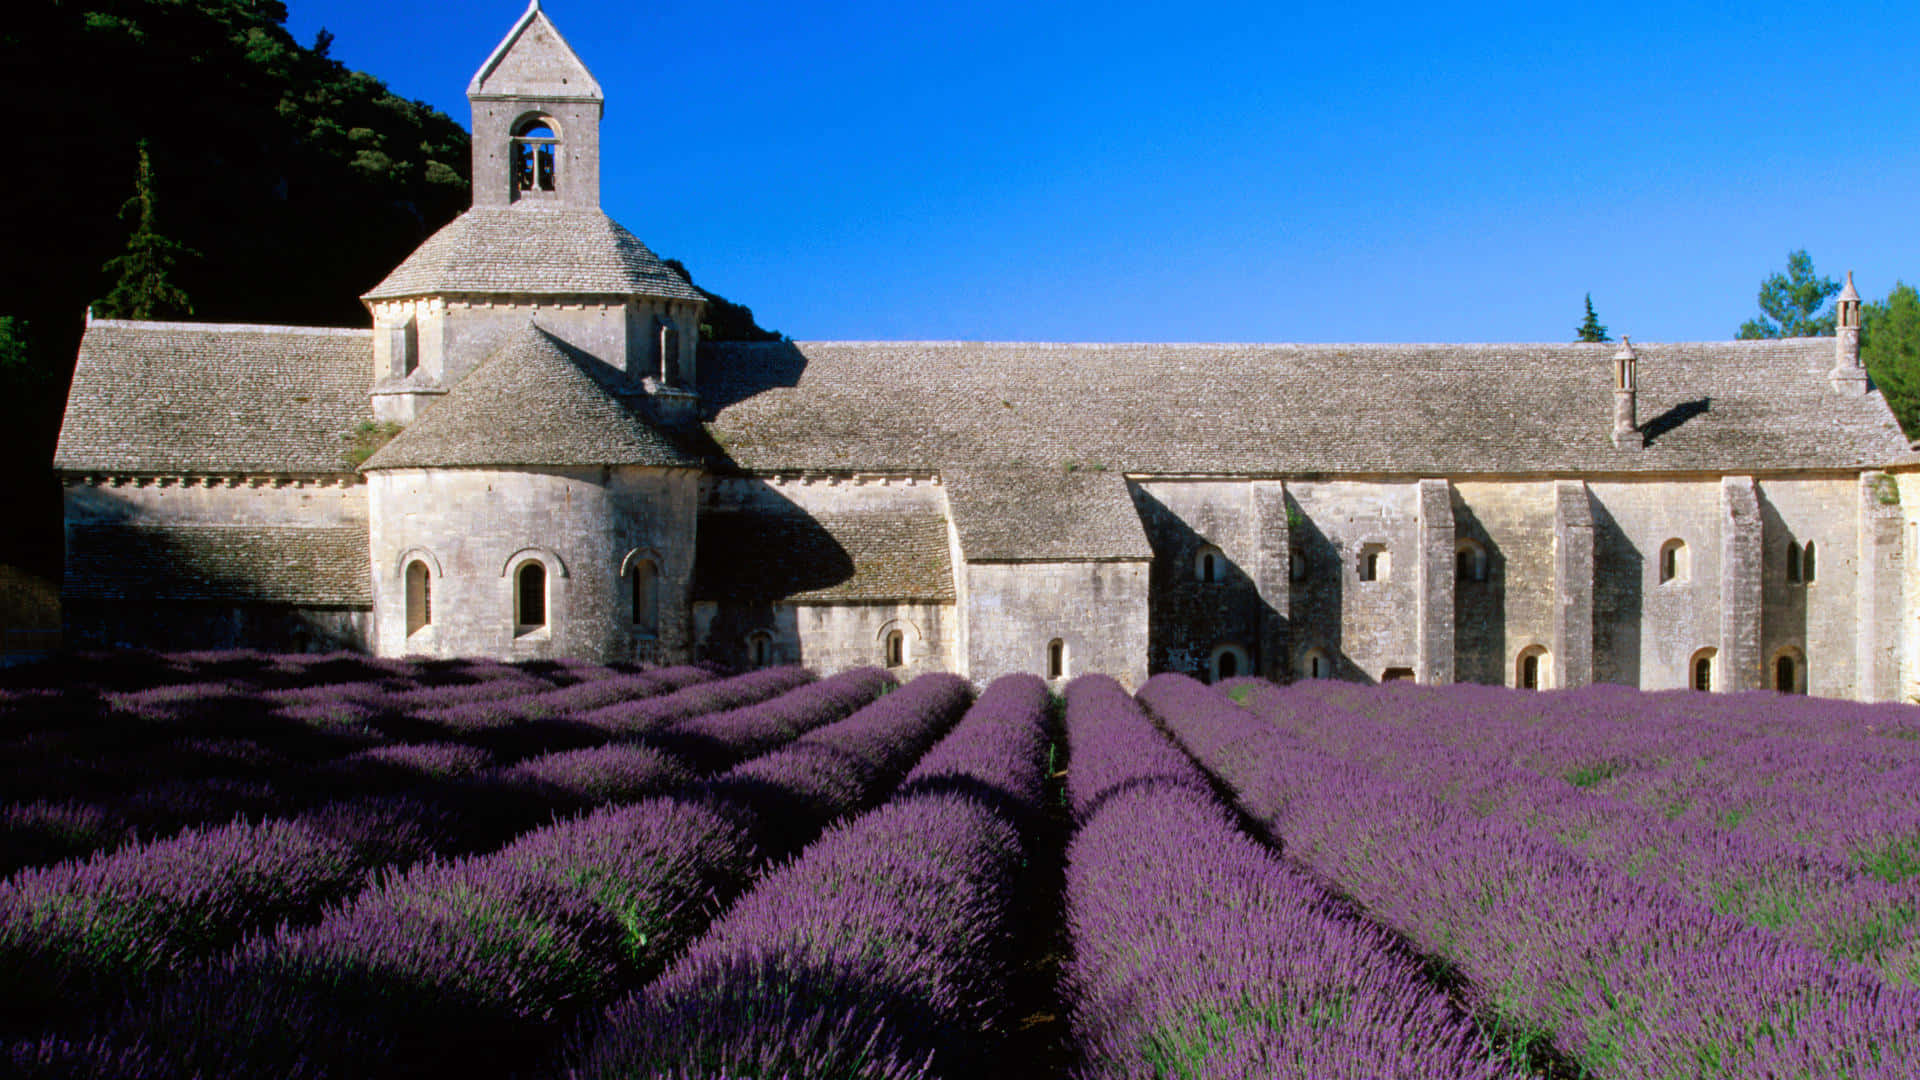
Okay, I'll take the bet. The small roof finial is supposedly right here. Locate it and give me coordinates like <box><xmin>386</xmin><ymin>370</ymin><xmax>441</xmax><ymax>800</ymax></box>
<box><xmin>1613</xmin><ymin>335</ymin><xmax>1636</xmax><ymax>362</ymax></box>
<box><xmin>1839</xmin><ymin>270</ymin><xmax>1860</xmax><ymax>303</ymax></box>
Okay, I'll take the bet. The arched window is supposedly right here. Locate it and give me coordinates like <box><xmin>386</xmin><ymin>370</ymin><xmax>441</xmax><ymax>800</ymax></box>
<box><xmin>1358</xmin><ymin>543</ymin><xmax>1389</xmax><ymax>582</ymax></box>
<box><xmin>511</xmin><ymin>117</ymin><xmax>560</xmax><ymax>195</ymax></box>
<box><xmin>1659</xmin><ymin>539</ymin><xmax>1688</xmax><ymax>584</ymax></box>
<box><xmin>630</xmin><ymin>559</ymin><xmax>659</xmax><ymax>636</ymax></box>
<box><xmin>1196</xmin><ymin>546</ymin><xmax>1224</xmax><ymax>584</ymax></box>
<box><xmin>1786</xmin><ymin>541</ymin><xmax>1803</xmax><ymax>584</ymax></box>
<box><xmin>747</xmin><ymin>631</ymin><xmax>773</xmax><ymax>669</ymax></box>
<box><xmin>1690</xmin><ymin>648</ymin><xmax>1717</xmax><ymax>692</ymax></box>
<box><xmin>1516</xmin><ymin>645</ymin><xmax>1549</xmax><ymax>690</ymax></box>
<box><xmin>885</xmin><ymin>628</ymin><xmax>907</xmax><ymax>668</ymax></box>
<box><xmin>1209</xmin><ymin>644</ymin><xmax>1247</xmax><ymax>684</ymax></box>
<box><xmin>1289</xmin><ymin>550</ymin><xmax>1307</xmax><ymax>582</ymax></box>
<box><xmin>1301</xmin><ymin>648</ymin><xmax>1331</xmax><ymax>680</ymax></box>
<box><xmin>1773</xmin><ymin>648</ymin><xmax>1806</xmax><ymax>694</ymax></box>
<box><xmin>1803</xmin><ymin>541</ymin><xmax>1816</xmax><ymax>583</ymax></box>
<box><xmin>404</xmin><ymin>560</ymin><xmax>432</xmax><ymax>636</ymax></box>
<box><xmin>516</xmin><ymin>561</ymin><xmax>547</xmax><ymax>632</ymax></box>
<box><xmin>1047</xmin><ymin>638</ymin><xmax>1067</xmax><ymax>680</ymax></box>
<box><xmin>1455</xmin><ymin>539</ymin><xmax>1487</xmax><ymax>583</ymax></box>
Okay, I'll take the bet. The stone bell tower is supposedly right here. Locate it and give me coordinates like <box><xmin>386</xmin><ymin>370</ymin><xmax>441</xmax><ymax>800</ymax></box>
<box><xmin>468</xmin><ymin>0</ymin><xmax>603</xmax><ymax>210</ymax></box>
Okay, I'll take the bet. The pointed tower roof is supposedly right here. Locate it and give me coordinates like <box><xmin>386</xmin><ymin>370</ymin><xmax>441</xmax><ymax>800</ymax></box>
<box><xmin>1839</xmin><ymin>270</ymin><xmax>1861</xmax><ymax>303</ymax></box>
<box><xmin>469</xmin><ymin>0</ymin><xmax>602</xmax><ymax>101</ymax></box>
<box><xmin>361</xmin><ymin>206</ymin><xmax>705</xmax><ymax>302</ymax></box>
<box><xmin>362</xmin><ymin>324</ymin><xmax>697</xmax><ymax>470</ymax></box>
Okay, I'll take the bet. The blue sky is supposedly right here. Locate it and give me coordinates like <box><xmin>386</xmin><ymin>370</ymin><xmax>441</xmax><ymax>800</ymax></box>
<box><xmin>288</xmin><ymin>0</ymin><xmax>1920</xmax><ymax>343</ymax></box>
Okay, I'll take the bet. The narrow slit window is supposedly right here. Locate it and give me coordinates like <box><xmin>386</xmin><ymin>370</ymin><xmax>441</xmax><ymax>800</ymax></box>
<box><xmin>1659</xmin><ymin>539</ymin><xmax>1688</xmax><ymax>584</ymax></box>
<box><xmin>405</xmin><ymin>560</ymin><xmax>431</xmax><ymax>636</ymax></box>
<box><xmin>747</xmin><ymin>631</ymin><xmax>772</xmax><ymax>669</ymax></box>
<box><xmin>1787</xmin><ymin>541</ymin><xmax>1803</xmax><ymax>584</ymax></box>
<box><xmin>631</xmin><ymin>560</ymin><xmax>659</xmax><ymax>635</ymax></box>
<box><xmin>516</xmin><ymin>561</ymin><xmax>547</xmax><ymax>630</ymax></box>
<box><xmin>885</xmin><ymin>629</ymin><xmax>906</xmax><ymax>668</ymax></box>
<box><xmin>1802</xmin><ymin>541</ymin><xmax>1816</xmax><ymax>583</ymax></box>
<box><xmin>1047</xmin><ymin>638</ymin><xmax>1067</xmax><ymax>680</ymax></box>
<box><xmin>1691</xmin><ymin>649</ymin><xmax>1716</xmax><ymax>692</ymax></box>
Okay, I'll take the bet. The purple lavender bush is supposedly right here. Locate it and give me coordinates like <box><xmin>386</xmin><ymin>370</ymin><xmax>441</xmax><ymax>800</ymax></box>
<box><xmin>559</xmin><ymin>674</ymin><xmax>1049</xmax><ymax>1079</ymax></box>
<box><xmin>574</xmin><ymin>665</ymin><xmax>817</xmax><ymax>739</ymax></box>
<box><xmin>645</xmin><ymin>666</ymin><xmax>897</xmax><ymax>774</ymax></box>
<box><xmin>0</xmin><ymin>812</ymin><xmax>437</xmax><ymax>1036</ymax></box>
<box><xmin>1140</xmin><ymin>673</ymin><xmax>1920</xmax><ymax>1080</ymax></box>
<box><xmin>495</xmin><ymin>743</ymin><xmax>697</xmax><ymax>805</ymax></box>
<box><xmin>1062</xmin><ymin>675</ymin><xmax>1521</xmax><ymax>1080</ymax></box>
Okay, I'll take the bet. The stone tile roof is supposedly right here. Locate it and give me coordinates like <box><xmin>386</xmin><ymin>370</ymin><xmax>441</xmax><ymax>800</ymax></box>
<box><xmin>702</xmin><ymin>339</ymin><xmax>1918</xmax><ymax>476</ymax></box>
<box><xmin>363</xmin><ymin>206</ymin><xmax>705</xmax><ymax>302</ymax></box>
<box><xmin>64</xmin><ymin>525</ymin><xmax>372</xmax><ymax>606</ymax></box>
<box><xmin>363</xmin><ymin>324</ymin><xmax>698</xmax><ymax>471</ymax></box>
<box><xmin>945</xmin><ymin>469</ymin><xmax>1153</xmax><ymax>561</ymax></box>
<box><xmin>53</xmin><ymin>321</ymin><xmax>371</xmax><ymax>476</ymax></box>
<box><xmin>695</xmin><ymin>507</ymin><xmax>955</xmax><ymax>604</ymax></box>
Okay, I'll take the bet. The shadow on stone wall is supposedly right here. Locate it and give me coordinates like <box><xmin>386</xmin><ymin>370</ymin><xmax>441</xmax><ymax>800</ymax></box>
<box><xmin>1129</xmin><ymin>487</ymin><xmax>1275</xmax><ymax>681</ymax></box>
<box><xmin>1284</xmin><ymin>495</ymin><xmax>1360</xmax><ymax>683</ymax></box>
<box><xmin>1757</xmin><ymin>490</ymin><xmax>1808</xmax><ymax>690</ymax></box>
<box><xmin>1592</xmin><ymin>498</ymin><xmax>1643</xmax><ymax>685</ymax></box>
<box><xmin>1450</xmin><ymin>499</ymin><xmax>1506</xmax><ymax>685</ymax></box>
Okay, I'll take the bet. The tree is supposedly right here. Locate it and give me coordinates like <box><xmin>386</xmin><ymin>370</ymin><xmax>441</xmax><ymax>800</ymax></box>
<box><xmin>1863</xmin><ymin>281</ymin><xmax>1920</xmax><ymax>438</ymax></box>
<box><xmin>1575</xmin><ymin>294</ymin><xmax>1610</xmax><ymax>342</ymax></box>
<box><xmin>95</xmin><ymin>141</ymin><xmax>196</xmax><ymax>321</ymax></box>
<box><xmin>1738</xmin><ymin>249</ymin><xmax>1839</xmax><ymax>339</ymax></box>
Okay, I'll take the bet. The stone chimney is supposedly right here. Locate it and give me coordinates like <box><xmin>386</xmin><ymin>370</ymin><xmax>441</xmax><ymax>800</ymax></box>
<box><xmin>1612</xmin><ymin>336</ymin><xmax>1642</xmax><ymax>448</ymax></box>
<box><xmin>1831</xmin><ymin>270</ymin><xmax>1868</xmax><ymax>394</ymax></box>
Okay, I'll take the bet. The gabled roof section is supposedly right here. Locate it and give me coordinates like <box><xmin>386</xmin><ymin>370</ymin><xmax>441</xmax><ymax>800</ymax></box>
<box><xmin>53</xmin><ymin>321</ymin><xmax>372</xmax><ymax>475</ymax></box>
<box><xmin>702</xmin><ymin>339</ymin><xmax>1920</xmax><ymax>476</ymax></box>
<box><xmin>362</xmin><ymin>323</ymin><xmax>697</xmax><ymax>470</ymax></box>
<box><xmin>468</xmin><ymin>1</ymin><xmax>602</xmax><ymax>101</ymax></box>
<box><xmin>946</xmin><ymin>469</ymin><xmax>1153</xmax><ymax>561</ymax></box>
<box><xmin>362</xmin><ymin>206</ymin><xmax>706</xmax><ymax>303</ymax></box>
<box><xmin>65</xmin><ymin>524</ymin><xmax>372</xmax><ymax>607</ymax></box>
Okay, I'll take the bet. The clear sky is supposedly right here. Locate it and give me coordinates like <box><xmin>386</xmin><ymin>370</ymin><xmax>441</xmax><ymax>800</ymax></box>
<box><xmin>287</xmin><ymin>0</ymin><xmax>1920</xmax><ymax>344</ymax></box>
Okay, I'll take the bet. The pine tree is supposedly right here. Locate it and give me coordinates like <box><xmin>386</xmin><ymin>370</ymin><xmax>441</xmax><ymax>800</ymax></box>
<box><xmin>96</xmin><ymin>141</ymin><xmax>196</xmax><ymax>321</ymax></box>
<box><xmin>1737</xmin><ymin>250</ymin><xmax>1838</xmax><ymax>339</ymax></box>
<box><xmin>1575</xmin><ymin>294</ymin><xmax>1610</xmax><ymax>343</ymax></box>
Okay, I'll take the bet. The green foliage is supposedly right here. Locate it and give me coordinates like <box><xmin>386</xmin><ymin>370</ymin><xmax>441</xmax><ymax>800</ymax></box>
<box><xmin>344</xmin><ymin>421</ymin><xmax>405</xmax><ymax>469</ymax></box>
<box><xmin>1737</xmin><ymin>250</ymin><xmax>1839</xmax><ymax>339</ymax></box>
<box><xmin>1575</xmin><ymin>294</ymin><xmax>1610</xmax><ymax>343</ymax></box>
<box><xmin>1863</xmin><ymin>282</ymin><xmax>1920</xmax><ymax>438</ymax></box>
<box><xmin>659</xmin><ymin>259</ymin><xmax>784</xmax><ymax>342</ymax></box>
<box><xmin>95</xmin><ymin>141</ymin><xmax>197</xmax><ymax>321</ymax></box>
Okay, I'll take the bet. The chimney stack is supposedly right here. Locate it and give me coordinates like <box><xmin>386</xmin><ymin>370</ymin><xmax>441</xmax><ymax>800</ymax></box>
<box><xmin>1831</xmin><ymin>270</ymin><xmax>1868</xmax><ymax>394</ymax></box>
<box><xmin>1612</xmin><ymin>336</ymin><xmax>1642</xmax><ymax>448</ymax></box>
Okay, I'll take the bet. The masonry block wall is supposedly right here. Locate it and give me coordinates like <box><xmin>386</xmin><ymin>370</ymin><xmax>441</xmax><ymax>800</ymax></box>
<box><xmin>964</xmin><ymin>561</ymin><xmax>1149</xmax><ymax>689</ymax></box>
<box><xmin>368</xmin><ymin>465</ymin><xmax>699</xmax><ymax>662</ymax></box>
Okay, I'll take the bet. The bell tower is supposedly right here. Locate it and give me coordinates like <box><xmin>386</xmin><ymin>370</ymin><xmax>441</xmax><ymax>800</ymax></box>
<box><xmin>467</xmin><ymin>0</ymin><xmax>603</xmax><ymax>210</ymax></box>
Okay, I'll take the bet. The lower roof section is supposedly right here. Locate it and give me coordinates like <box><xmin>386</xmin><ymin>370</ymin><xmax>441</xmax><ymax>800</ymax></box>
<box><xmin>65</xmin><ymin>525</ymin><xmax>372</xmax><ymax>607</ymax></box>
<box><xmin>695</xmin><ymin>507</ymin><xmax>954</xmax><ymax>605</ymax></box>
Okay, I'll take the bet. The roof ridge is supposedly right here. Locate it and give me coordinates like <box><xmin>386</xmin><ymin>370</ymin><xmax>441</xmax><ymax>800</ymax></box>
<box><xmin>86</xmin><ymin>320</ymin><xmax>371</xmax><ymax>337</ymax></box>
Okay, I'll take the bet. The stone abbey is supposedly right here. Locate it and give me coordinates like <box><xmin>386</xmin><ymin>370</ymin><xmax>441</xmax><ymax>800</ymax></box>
<box><xmin>52</xmin><ymin>2</ymin><xmax>1920</xmax><ymax>699</ymax></box>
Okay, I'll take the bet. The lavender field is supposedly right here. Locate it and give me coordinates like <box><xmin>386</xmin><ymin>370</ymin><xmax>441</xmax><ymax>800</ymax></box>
<box><xmin>2</xmin><ymin>652</ymin><xmax>1917</xmax><ymax>1078</ymax></box>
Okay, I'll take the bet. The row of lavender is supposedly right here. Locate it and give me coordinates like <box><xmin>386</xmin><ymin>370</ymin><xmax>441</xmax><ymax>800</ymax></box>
<box><xmin>1295</xmin><ymin>679</ymin><xmax>1920</xmax><ymax>877</ymax></box>
<box><xmin>8</xmin><ymin>670</ymin><xmax>979</xmax><ymax>1077</ymax></box>
<box><xmin>0</xmin><ymin>655</ymin><xmax>827</xmax><ymax>874</ymax></box>
<box><xmin>1150</xmin><ymin>675</ymin><xmax>1920</xmax><ymax>1080</ymax></box>
<box><xmin>0</xmin><ymin>665</ymin><xmax>905</xmax><ymax>1036</ymax></box>
<box><xmin>1232</xmin><ymin>679</ymin><xmax>1920</xmax><ymax>984</ymax></box>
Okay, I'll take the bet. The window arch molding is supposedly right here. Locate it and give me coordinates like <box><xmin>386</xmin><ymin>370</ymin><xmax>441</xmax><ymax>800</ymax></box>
<box><xmin>1658</xmin><ymin>538</ymin><xmax>1690</xmax><ymax>584</ymax></box>
<box><xmin>392</xmin><ymin>546</ymin><xmax>445</xmax><ymax>581</ymax></box>
<box><xmin>1194</xmin><ymin>544</ymin><xmax>1227</xmax><ymax>584</ymax></box>
<box><xmin>618</xmin><ymin>547</ymin><xmax>664</xmax><ymax>578</ymax></box>
<box><xmin>1771</xmin><ymin>645</ymin><xmax>1807</xmax><ymax>694</ymax></box>
<box><xmin>1689</xmin><ymin>647</ymin><xmax>1718</xmax><ymax>692</ymax></box>
<box><xmin>500</xmin><ymin>546</ymin><xmax>570</xmax><ymax>580</ymax></box>
<box><xmin>1515</xmin><ymin>644</ymin><xmax>1550</xmax><ymax>690</ymax></box>
<box><xmin>876</xmin><ymin>618</ymin><xmax>922</xmax><ymax>669</ymax></box>
<box><xmin>1209</xmin><ymin>643</ymin><xmax>1249</xmax><ymax>683</ymax></box>
<box><xmin>1298</xmin><ymin>646</ymin><xmax>1333</xmax><ymax>680</ymax></box>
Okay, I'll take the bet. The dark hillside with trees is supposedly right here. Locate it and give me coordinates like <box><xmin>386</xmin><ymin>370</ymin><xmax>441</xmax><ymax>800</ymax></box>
<box><xmin>0</xmin><ymin>0</ymin><xmax>473</xmax><ymax>578</ymax></box>
<box><xmin>0</xmin><ymin>0</ymin><xmax>780</xmax><ymax>591</ymax></box>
